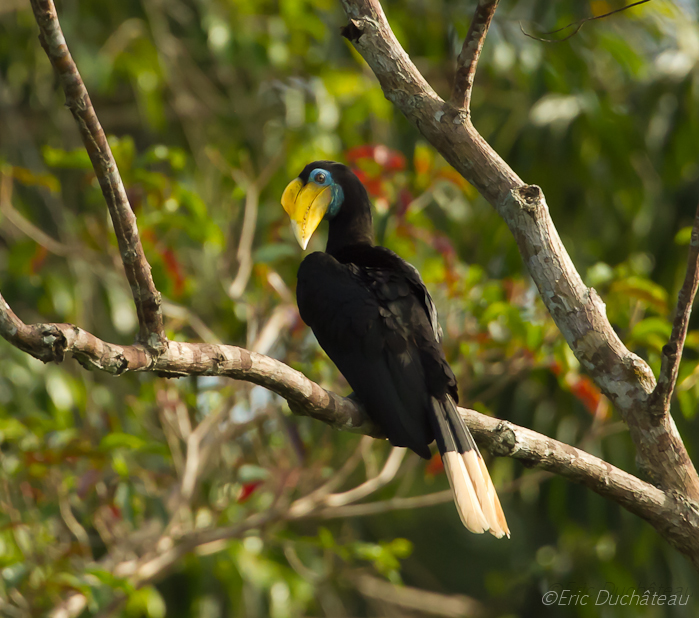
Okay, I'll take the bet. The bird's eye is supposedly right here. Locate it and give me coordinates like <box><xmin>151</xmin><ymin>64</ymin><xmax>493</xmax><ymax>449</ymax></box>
<box><xmin>315</xmin><ymin>172</ymin><xmax>326</xmax><ymax>184</ymax></box>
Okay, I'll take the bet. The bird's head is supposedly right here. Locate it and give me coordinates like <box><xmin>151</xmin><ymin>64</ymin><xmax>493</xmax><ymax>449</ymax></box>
<box><xmin>282</xmin><ymin>161</ymin><xmax>370</xmax><ymax>250</ymax></box>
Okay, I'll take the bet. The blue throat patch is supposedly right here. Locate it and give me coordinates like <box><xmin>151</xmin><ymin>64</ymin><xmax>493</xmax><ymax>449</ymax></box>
<box><xmin>325</xmin><ymin>183</ymin><xmax>344</xmax><ymax>219</ymax></box>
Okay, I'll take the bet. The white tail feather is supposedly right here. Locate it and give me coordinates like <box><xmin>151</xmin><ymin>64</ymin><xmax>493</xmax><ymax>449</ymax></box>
<box><xmin>443</xmin><ymin>452</ymin><xmax>489</xmax><ymax>534</ymax></box>
<box><xmin>462</xmin><ymin>451</ymin><xmax>510</xmax><ymax>539</ymax></box>
<box><xmin>477</xmin><ymin>455</ymin><xmax>510</xmax><ymax>538</ymax></box>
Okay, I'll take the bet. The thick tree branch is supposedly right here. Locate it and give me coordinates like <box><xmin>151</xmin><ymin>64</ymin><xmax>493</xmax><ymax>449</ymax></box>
<box><xmin>1</xmin><ymin>296</ymin><xmax>698</xmax><ymax>567</ymax></box>
<box><xmin>649</xmin><ymin>201</ymin><xmax>699</xmax><ymax>419</ymax></box>
<box><xmin>28</xmin><ymin>0</ymin><xmax>166</xmax><ymax>352</ymax></box>
<box><xmin>0</xmin><ymin>291</ymin><xmax>379</xmax><ymax>437</ymax></box>
<box><xmin>339</xmin><ymin>0</ymin><xmax>699</xmax><ymax>504</ymax></box>
<box><xmin>451</xmin><ymin>0</ymin><xmax>499</xmax><ymax>111</ymax></box>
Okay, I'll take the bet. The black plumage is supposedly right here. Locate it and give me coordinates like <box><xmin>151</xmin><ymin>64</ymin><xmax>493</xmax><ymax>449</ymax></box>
<box><xmin>284</xmin><ymin>161</ymin><xmax>508</xmax><ymax>537</ymax></box>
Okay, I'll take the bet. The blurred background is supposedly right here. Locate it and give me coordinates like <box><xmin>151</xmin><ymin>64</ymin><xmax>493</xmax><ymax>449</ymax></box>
<box><xmin>1</xmin><ymin>0</ymin><xmax>699</xmax><ymax>615</ymax></box>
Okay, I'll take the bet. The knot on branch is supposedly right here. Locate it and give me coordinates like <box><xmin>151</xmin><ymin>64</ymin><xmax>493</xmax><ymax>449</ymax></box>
<box><xmin>489</xmin><ymin>421</ymin><xmax>517</xmax><ymax>457</ymax></box>
<box><xmin>620</xmin><ymin>353</ymin><xmax>656</xmax><ymax>395</ymax></box>
<box><xmin>670</xmin><ymin>490</ymin><xmax>699</xmax><ymax>520</ymax></box>
<box><xmin>145</xmin><ymin>326</ymin><xmax>167</xmax><ymax>348</ymax></box>
<box><xmin>510</xmin><ymin>185</ymin><xmax>545</xmax><ymax>215</ymax></box>
<box><xmin>39</xmin><ymin>324</ymin><xmax>67</xmax><ymax>363</ymax></box>
<box><xmin>662</xmin><ymin>342</ymin><xmax>678</xmax><ymax>359</ymax></box>
<box><xmin>341</xmin><ymin>19</ymin><xmax>364</xmax><ymax>42</ymax></box>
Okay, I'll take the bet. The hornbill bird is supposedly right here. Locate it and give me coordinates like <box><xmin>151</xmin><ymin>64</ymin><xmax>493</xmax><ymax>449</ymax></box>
<box><xmin>282</xmin><ymin>161</ymin><xmax>509</xmax><ymax>537</ymax></box>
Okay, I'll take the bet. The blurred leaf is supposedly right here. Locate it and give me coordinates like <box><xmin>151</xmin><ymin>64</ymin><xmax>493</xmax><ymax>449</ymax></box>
<box><xmin>100</xmin><ymin>433</ymin><xmax>147</xmax><ymax>451</ymax></box>
<box><xmin>629</xmin><ymin>317</ymin><xmax>672</xmax><ymax>352</ymax></box>
<box><xmin>610</xmin><ymin>277</ymin><xmax>668</xmax><ymax>314</ymax></box>
<box><xmin>42</xmin><ymin>145</ymin><xmax>92</xmax><ymax>169</ymax></box>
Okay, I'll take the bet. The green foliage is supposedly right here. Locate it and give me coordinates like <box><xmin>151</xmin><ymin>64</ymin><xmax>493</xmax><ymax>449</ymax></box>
<box><xmin>1</xmin><ymin>0</ymin><xmax>699</xmax><ymax>615</ymax></box>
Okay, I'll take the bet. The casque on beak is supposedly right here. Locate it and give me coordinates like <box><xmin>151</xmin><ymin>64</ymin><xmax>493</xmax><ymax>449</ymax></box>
<box><xmin>281</xmin><ymin>177</ymin><xmax>333</xmax><ymax>249</ymax></box>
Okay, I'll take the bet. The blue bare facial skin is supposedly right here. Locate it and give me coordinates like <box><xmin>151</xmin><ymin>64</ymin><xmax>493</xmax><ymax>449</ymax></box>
<box><xmin>309</xmin><ymin>168</ymin><xmax>344</xmax><ymax>220</ymax></box>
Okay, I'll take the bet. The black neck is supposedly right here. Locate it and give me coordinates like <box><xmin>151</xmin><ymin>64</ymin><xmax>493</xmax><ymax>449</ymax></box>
<box><xmin>326</xmin><ymin>209</ymin><xmax>374</xmax><ymax>256</ymax></box>
<box><xmin>325</xmin><ymin>186</ymin><xmax>375</xmax><ymax>256</ymax></box>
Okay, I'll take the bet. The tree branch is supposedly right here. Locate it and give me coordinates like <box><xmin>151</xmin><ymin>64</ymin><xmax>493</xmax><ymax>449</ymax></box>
<box><xmin>28</xmin><ymin>0</ymin><xmax>166</xmax><ymax>352</ymax></box>
<box><xmin>0</xmin><ymin>291</ymin><xmax>379</xmax><ymax>437</ymax></box>
<box><xmin>339</xmin><ymin>0</ymin><xmax>699</xmax><ymax>504</ymax></box>
<box><xmin>648</xmin><ymin>201</ymin><xmax>699</xmax><ymax>419</ymax></box>
<box><xmin>1</xmin><ymin>295</ymin><xmax>698</xmax><ymax>567</ymax></box>
<box><xmin>451</xmin><ymin>0</ymin><xmax>499</xmax><ymax>111</ymax></box>
<box><xmin>351</xmin><ymin>573</ymin><xmax>486</xmax><ymax>618</ymax></box>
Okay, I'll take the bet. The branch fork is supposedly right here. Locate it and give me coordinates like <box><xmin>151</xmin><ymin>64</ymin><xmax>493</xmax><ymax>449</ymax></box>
<box><xmin>451</xmin><ymin>0</ymin><xmax>500</xmax><ymax>112</ymax></box>
<box><xmin>29</xmin><ymin>0</ymin><xmax>167</xmax><ymax>353</ymax></box>
<box><xmin>648</xmin><ymin>202</ymin><xmax>699</xmax><ymax>421</ymax></box>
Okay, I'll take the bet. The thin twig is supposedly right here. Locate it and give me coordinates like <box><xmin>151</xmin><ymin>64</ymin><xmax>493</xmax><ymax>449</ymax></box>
<box><xmin>519</xmin><ymin>0</ymin><xmax>653</xmax><ymax>43</ymax></box>
<box><xmin>648</xmin><ymin>201</ymin><xmax>699</xmax><ymax>419</ymax></box>
<box><xmin>57</xmin><ymin>482</ymin><xmax>92</xmax><ymax>559</ymax></box>
<box><xmin>161</xmin><ymin>300</ymin><xmax>222</xmax><ymax>344</ymax></box>
<box><xmin>451</xmin><ymin>0</ymin><xmax>499</xmax><ymax>111</ymax></box>
<box><xmin>52</xmin><ymin>508</ymin><xmax>283</xmax><ymax>618</ymax></box>
<box><xmin>323</xmin><ymin>447</ymin><xmax>405</xmax><ymax>506</ymax></box>
<box><xmin>312</xmin><ymin>489</ymin><xmax>453</xmax><ymax>519</ymax></box>
<box><xmin>285</xmin><ymin>438</ymin><xmax>370</xmax><ymax>519</ymax></box>
<box><xmin>228</xmin><ymin>152</ymin><xmax>284</xmax><ymax>299</ymax></box>
<box><xmin>250</xmin><ymin>305</ymin><xmax>297</xmax><ymax>355</ymax></box>
<box><xmin>228</xmin><ymin>180</ymin><xmax>260</xmax><ymax>299</ymax></box>
<box><xmin>288</xmin><ymin>447</ymin><xmax>406</xmax><ymax>517</ymax></box>
<box><xmin>28</xmin><ymin>0</ymin><xmax>166</xmax><ymax>352</ymax></box>
<box><xmin>351</xmin><ymin>573</ymin><xmax>486</xmax><ymax>618</ymax></box>
<box><xmin>0</xmin><ymin>170</ymin><xmax>77</xmax><ymax>258</ymax></box>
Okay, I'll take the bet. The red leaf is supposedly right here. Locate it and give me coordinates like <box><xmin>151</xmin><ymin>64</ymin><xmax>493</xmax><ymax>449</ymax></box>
<box><xmin>549</xmin><ymin>361</ymin><xmax>563</xmax><ymax>377</ymax></box>
<box><xmin>345</xmin><ymin>145</ymin><xmax>406</xmax><ymax>172</ymax></box>
<box><xmin>425</xmin><ymin>454</ymin><xmax>444</xmax><ymax>476</ymax></box>
<box><xmin>30</xmin><ymin>245</ymin><xmax>48</xmax><ymax>274</ymax></box>
<box><xmin>161</xmin><ymin>247</ymin><xmax>185</xmax><ymax>297</ymax></box>
<box><xmin>345</xmin><ymin>145</ymin><xmax>375</xmax><ymax>162</ymax></box>
<box><xmin>373</xmin><ymin>145</ymin><xmax>406</xmax><ymax>171</ymax></box>
<box><xmin>238</xmin><ymin>481</ymin><xmax>263</xmax><ymax>503</ymax></box>
<box><xmin>432</xmin><ymin>235</ymin><xmax>456</xmax><ymax>260</ymax></box>
<box><xmin>352</xmin><ymin>168</ymin><xmax>383</xmax><ymax>197</ymax></box>
<box><xmin>570</xmin><ymin>376</ymin><xmax>601</xmax><ymax>415</ymax></box>
<box><xmin>397</xmin><ymin>188</ymin><xmax>413</xmax><ymax>217</ymax></box>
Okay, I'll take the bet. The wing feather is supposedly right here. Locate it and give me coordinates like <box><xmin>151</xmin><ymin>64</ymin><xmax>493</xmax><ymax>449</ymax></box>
<box><xmin>297</xmin><ymin>252</ymin><xmax>433</xmax><ymax>457</ymax></box>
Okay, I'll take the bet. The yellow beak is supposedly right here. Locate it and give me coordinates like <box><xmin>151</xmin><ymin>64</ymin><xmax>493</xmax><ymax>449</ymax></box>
<box><xmin>281</xmin><ymin>178</ymin><xmax>333</xmax><ymax>250</ymax></box>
